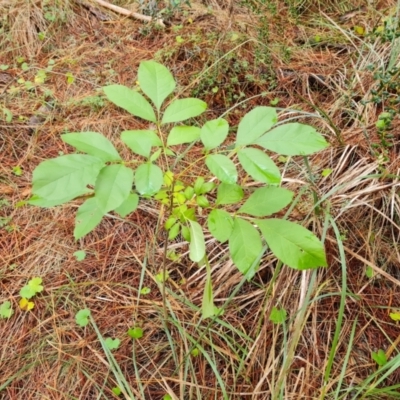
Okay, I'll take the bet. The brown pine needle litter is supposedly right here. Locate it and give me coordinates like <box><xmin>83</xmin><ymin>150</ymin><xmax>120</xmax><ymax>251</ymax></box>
<box><xmin>1</xmin><ymin>0</ymin><xmax>400</xmax><ymax>399</ymax></box>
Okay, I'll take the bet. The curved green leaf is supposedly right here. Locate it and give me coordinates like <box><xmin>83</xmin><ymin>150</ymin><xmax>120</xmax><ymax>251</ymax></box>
<box><xmin>95</xmin><ymin>165</ymin><xmax>134</xmax><ymax>212</ymax></box>
<box><xmin>167</xmin><ymin>126</ymin><xmax>201</xmax><ymax>146</ymax></box>
<box><xmin>61</xmin><ymin>132</ymin><xmax>121</xmax><ymax>162</ymax></box>
<box><xmin>239</xmin><ymin>187</ymin><xmax>293</xmax><ymax>217</ymax></box>
<box><xmin>257</xmin><ymin>219</ymin><xmax>327</xmax><ymax>270</ymax></box>
<box><xmin>74</xmin><ymin>198</ymin><xmax>104</xmax><ymax>240</ymax></box>
<box><xmin>121</xmin><ymin>130</ymin><xmax>162</xmax><ymax>158</ymax></box>
<box><xmin>188</xmin><ymin>220</ymin><xmax>205</xmax><ymax>262</ymax></box>
<box><xmin>200</xmin><ymin>118</ymin><xmax>229</xmax><ymax>151</ymax></box>
<box><xmin>103</xmin><ymin>85</ymin><xmax>156</xmax><ymax>122</ymax></box>
<box><xmin>238</xmin><ymin>147</ymin><xmax>281</xmax><ymax>184</ymax></box>
<box><xmin>229</xmin><ymin>218</ymin><xmax>263</xmax><ymax>279</ymax></box>
<box><xmin>138</xmin><ymin>61</ymin><xmax>176</xmax><ymax>110</ymax></box>
<box><xmin>254</xmin><ymin>123</ymin><xmax>329</xmax><ymax>155</ymax></box>
<box><xmin>205</xmin><ymin>154</ymin><xmax>237</xmax><ymax>184</ymax></box>
<box><xmin>135</xmin><ymin>163</ymin><xmax>163</xmax><ymax>195</ymax></box>
<box><xmin>114</xmin><ymin>193</ymin><xmax>139</xmax><ymax>218</ymax></box>
<box><xmin>162</xmin><ymin>98</ymin><xmax>207</xmax><ymax>124</ymax></box>
<box><xmin>207</xmin><ymin>209</ymin><xmax>233</xmax><ymax>243</ymax></box>
<box><xmin>216</xmin><ymin>183</ymin><xmax>244</xmax><ymax>205</ymax></box>
<box><xmin>236</xmin><ymin>106</ymin><xmax>277</xmax><ymax>146</ymax></box>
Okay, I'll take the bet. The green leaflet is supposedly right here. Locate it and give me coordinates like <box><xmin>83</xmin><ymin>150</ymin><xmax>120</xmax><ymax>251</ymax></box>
<box><xmin>135</xmin><ymin>163</ymin><xmax>163</xmax><ymax>196</ymax></box>
<box><xmin>205</xmin><ymin>154</ymin><xmax>237</xmax><ymax>184</ymax></box>
<box><xmin>162</xmin><ymin>98</ymin><xmax>207</xmax><ymax>124</ymax></box>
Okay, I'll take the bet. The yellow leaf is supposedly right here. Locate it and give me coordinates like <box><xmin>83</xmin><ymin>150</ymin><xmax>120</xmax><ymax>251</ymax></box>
<box><xmin>19</xmin><ymin>298</ymin><xmax>34</xmax><ymax>311</ymax></box>
<box><xmin>389</xmin><ymin>312</ymin><xmax>400</xmax><ymax>321</ymax></box>
<box><xmin>354</xmin><ymin>25</ymin><xmax>365</xmax><ymax>35</ymax></box>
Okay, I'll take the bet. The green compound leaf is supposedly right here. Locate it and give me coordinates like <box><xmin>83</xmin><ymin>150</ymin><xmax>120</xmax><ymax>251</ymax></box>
<box><xmin>188</xmin><ymin>220</ymin><xmax>205</xmax><ymax>262</ymax></box>
<box><xmin>0</xmin><ymin>301</ymin><xmax>14</xmax><ymax>319</ymax></box>
<box><xmin>114</xmin><ymin>193</ymin><xmax>139</xmax><ymax>218</ymax></box>
<box><xmin>94</xmin><ymin>164</ymin><xmax>134</xmax><ymax>213</ymax></box>
<box><xmin>135</xmin><ymin>163</ymin><xmax>163</xmax><ymax>196</ymax></box>
<box><xmin>138</xmin><ymin>60</ymin><xmax>176</xmax><ymax>111</ymax></box>
<box><xmin>75</xmin><ymin>308</ymin><xmax>91</xmax><ymax>327</ymax></box>
<box><xmin>205</xmin><ymin>154</ymin><xmax>237</xmax><ymax>184</ymax></box>
<box><xmin>200</xmin><ymin>118</ymin><xmax>229</xmax><ymax>151</ymax></box>
<box><xmin>167</xmin><ymin>126</ymin><xmax>201</xmax><ymax>146</ymax></box>
<box><xmin>257</xmin><ymin>219</ymin><xmax>327</xmax><ymax>270</ymax></box>
<box><xmin>239</xmin><ymin>187</ymin><xmax>293</xmax><ymax>217</ymax></box>
<box><xmin>104</xmin><ymin>337</ymin><xmax>121</xmax><ymax>351</ymax></box>
<box><xmin>207</xmin><ymin>209</ymin><xmax>234</xmax><ymax>243</ymax></box>
<box><xmin>269</xmin><ymin>306</ymin><xmax>287</xmax><ymax>324</ymax></box>
<box><xmin>162</xmin><ymin>98</ymin><xmax>207</xmax><ymax>124</ymax></box>
<box><xmin>121</xmin><ymin>130</ymin><xmax>162</xmax><ymax>158</ymax></box>
<box><xmin>238</xmin><ymin>147</ymin><xmax>281</xmax><ymax>184</ymax></box>
<box><xmin>236</xmin><ymin>106</ymin><xmax>277</xmax><ymax>146</ymax></box>
<box><xmin>254</xmin><ymin>123</ymin><xmax>329</xmax><ymax>156</ymax></box>
<box><xmin>229</xmin><ymin>218</ymin><xmax>263</xmax><ymax>279</ymax></box>
<box><xmin>32</xmin><ymin>154</ymin><xmax>104</xmax><ymax>206</ymax></box>
<box><xmin>74</xmin><ymin>198</ymin><xmax>105</xmax><ymax>240</ymax></box>
<box><xmin>103</xmin><ymin>84</ymin><xmax>156</xmax><ymax>123</ymax></box>
<box><xmin>19</xmin><ymin>277</ymin><xmax>44</xmax><ymax>299</ymax></box>
<box><xmin>61</xmin><ymin>132</ymin><xmax>121</xmax><ymax>162</ymax></box>
<box><xmin>216</xmin><ymin>183</ymin><xmax>244</xmax><ymax>205</ymax></box>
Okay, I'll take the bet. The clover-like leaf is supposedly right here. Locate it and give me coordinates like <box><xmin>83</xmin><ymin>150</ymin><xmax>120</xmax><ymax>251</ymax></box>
<box><xmin>76</xmin><ymin>308</ymin><xmax>91</xmax><ymax>327</ymax></box>
<box><xmin>105</xmin><ymin>337</ymin><xmax>121</xmax><ymax>350</ymax></box>
<box><xmin>19</xmin><ymin>298</ymin><xmax>34</xmax><ymax>311</ymax></box>
<box><xmin>0</xmin><ymin>301</ymin><xmax>14</xmax><ymax>318</ymax></box>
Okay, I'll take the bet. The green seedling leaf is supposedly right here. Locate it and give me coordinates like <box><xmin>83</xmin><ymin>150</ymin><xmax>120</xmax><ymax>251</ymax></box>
<box><xmin>0</xmin><ymin>64</ymin><xmax>9</xmax><ymax>70</ymax></box>
<box><xmin>103</xmin><ymin>85</ymin><xmax>156</xmax><ymax>123</ymax></box>
<box><xmin>389</xmin><ymin>312</ymin><xmax>400</xmax><ymax>321</ymax></box>
<box><xmin>365</xmin><ymin>265</ymin><xmax>374</xmax><ymax>278</ymax></box>
<box><xmin>188</xmin><ymin>220</ymin><xmax>205</xmax><ymax>262</ymax></box>
<box><xmin>114</xmin><ymin>193</ymin><xmax>139</xmax><ymax>218</ymax></box>
<box><xmin>202</xmin><ymin>271</ymin><xmax>215</xmax><ymax>318</ymax></box>
<box><xmin>162</xmin><ymin>98</ymin><xmax>207</xmax><ymax>124</ymax></box>
<box><xmin>198</xmin><ymin>182</ymin><xmax>215</xmax><ymax>195</ymax></box>
<box><xmin>105</xmin><ymin>338</ymin><xmax>121</xmax><ymax>350</ymax></box>
<box><xmin>167</xmin><ymin>126</ymin><xmax>201</xmax><ymax>146</ymax></box>
<box><xmin>0</xmin><ymin>301</ymin><xmax>14</xmax><ymax>319</ymax></box>
<box><xmin>205</xmin><ymin>154</ymin><xmax>237</xmax><ymax>184</ymax></box>
<box><xmin>61</xmin><ymin>132</ymin><xmax>121</xmax><ymax>162</ymax></box>
<box><xmin>216</xmin><ymin>183</ymin><xmax>244</xmax><ymax>205</ymax></box>
<box><xmin>269</xmin><ymin>306</ymin><xmax>287</xmax><ymax>324</ymax></box>
<box><xmin>168</xmin><ymin>222</ymin><xmax>180</xmax><ymax>240</ymax></box>
<box><xmin>74</xmin><ymin>197</ymin><xmax>104</xmax><ymax>240</ymax></box>
<box><xmin>21</xmin><ymin>62</ymin><xmax>29</xmax><ymax>71</ymax></box>
<box><xmin>229</xmin><ymin>218</ymin><xmax>263</xmax><ymax>279</ymax></box>
<box><xmin>371</xmin><ymin>349</ymin><xmax>387</xmax><ymax>366</ymax></box>
<box><xmin>2</xmin><ymin>107</ymin><xmax>12</xmax><ymax>122</ymax></box>
<box><xmin>65</xmin><ymin>72</ymin><xmax>75</xmax><ymax>84</ymax></box>
<box><xmin>135</xmin><ymin>163</ymin><xmax>163</xmax><ymax>196</ymax></box>
<box><xmin>163</xmin><ymin>395</ymin><xmax>172</xmax><ymax>400</ymax></box>
<box><xmin>138</xmin><ymin>60</ymin><xmax>176</xmax><ymax>110</ymax></box>
<box><xmin>95</xmin><ymin>164</ymin><xmax>134</xmax><ymax>213</ymax></box>
<box><xmin>200</xmin><ymin>118</ymin><xmax>229</xmax><ymax>150</ymax></box>
<box><xmin>255</xmin><ymin>123</ymin><xmax>329</xmax><ymax>155</ymax></box>
<box><xmin>191</xmin><ymin>348</ymin><xmax>200</xmax><ymax>357</ymax></box>
<box><xmin>32</xmin><ymin>154</ymin><xmax>104</xmax><ymax>206</ymax></box>
<box><xmin>257</xmin><ymin>219</ymin><xmax>327</xmax><ymax>270</ymax></box>
<box><xmin>156</xmin><ymin>271</ymin><xmax>169</xmax><ymax>283</ymax></box>
<box><xmin>150</xmin><ymin>148</ymin><xmax>162</xmax><ymax>162</ymax></box>
<box><xmin>270</xmin><ymin>98</ymin><xmax>279</xmax><ymax>106</ymax></box>
<box><xmin>193</xmin><ymin>177</ymin><xmax>205</xmax><ymax>194</ymax></box>
<box><xmin>321</xmin><ymin>168</ymin><xmax>332</xmax><ymax>177</ymax></box>
<box><xmin>12</xmin><ymin>165</ymin><xmax>23</xmax><ymax>176</ymax></box>
<box><xmin>20</xmin><ymin>277</ymin><xmax>44</xmax><ymax>299</ymax></box>
<box><xmin>236</xmin><ymin>106</ymin><xmax>277</xmax><ymax>146</ymax></box>
<box><xmin>128</xmin><ymin>327</ymin><xmax>143</xmax><ymax>339</ymax></box>
<box><xmin>121</xmin><ymin>130</ymin><xmax>162</xmax><ymax>158</ymax></box>
<box><xmin>75</xmin><ymin>308</ymin><xmax>91</xmax><ymax>327</ymax></box>
<box><xmin>207</xmin><ymin>209</ymin><xmax>234</xmax><ymax>243</ymax></box>
<box><xmin>239</xmin><ymin>187</ymin><xmax>293</xmax><ymax>217</ymax></box>
<box><xmin>74</xmin><ymin>250</ymin><xmax>86</xmax><ymax>261</ymax></box>
<box><xmin>112</xmin><ymin>387</ymin><xmax>122</xmax><ymax>396</ymax></box>
<box><xmin>238</xmin><ymin>147</ymin><xmax>281</xmax><ymax>184</ymax></box>
<box><xmin>140</xmin><ymin>287</ymin><xmax>151</xmax><ymax>295</ymax></box>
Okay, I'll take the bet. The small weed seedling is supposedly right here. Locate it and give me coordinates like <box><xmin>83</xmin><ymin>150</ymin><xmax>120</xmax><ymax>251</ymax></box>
<box><xmin>30</xmin><ymin>61</ymin><xmax>329</xmax><ymax>318</ymax></box>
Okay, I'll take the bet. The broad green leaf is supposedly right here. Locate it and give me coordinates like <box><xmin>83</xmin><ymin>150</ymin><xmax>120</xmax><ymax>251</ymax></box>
<box><xmin>200</xmin><ymin>118</ymin><xmax>229</xmax><ymax>150</ymax></box>
<box><xmin>269</xmin><ymin>306</ymin><xmax>287</xmax><ymax>324</ymax></box>
<box><xmin>19</xmin><ymin>286</ymin><xmax>35</xmax><ymax>299</ymax></box>
<box><xmin>257</xmin><ymin>219</ymin><xmax>327</xmax><ymax>270</ymax></box>
<box><xmin>28</xmin><ymin>193</ymin><xmax>92</xmax><ymax>208</ymax></box>
<box><xmin>103</xmin><ymin>84</ymin><xmax>156</xmax><ymax>122</ymax></box>
<box><xmin>0</xmin><ymin>301</ymin><xmax>13</xmax><ymax>319</ymax></box>
<box><xmin>188</xmin><ymin>220</ymin><xmax>205</xmax><ymax>262</ymax></box>
<box><xmin>162</xmin><ymin>98</ymin><xmax>207</xmax><ymax>124</ymax></box>
<box><xmin>61</xmin><ymin>132</ymin><xmax>121</xmax><ymax>162</ymax></box>
<box><xmin>73</xmin><ymin>250</ymin><xmax>86</xmax><ymax>261</ymax></box>
<box><xmin>238</xmin><ymin>147</ymin><xmax>281</xmax><ymax>184</ymax></box>
<box><xmin>76</xmin><ymin>308</ymin><xmax>91</xmax><ymax>327</ymax></box>
<box><xmin>135</xmin><ymin>163</ymin><xmax>163</xmax><ymax>196</ymax></box>
<box><xmin>229</xmin><ymin>218</ymin><xmax>263</xmax><ymax>279</ymax></box>
<box><xmin>202</xmin><ymin>271</ymin><xmax>215</xmax><ymax>318</ymax></box>
<box><xmin>128</xmin><ymin>327</ymin><xmax>143</xmax><ymax>339</ymax></box>
<box><xmin>20</xmin><ymin>277</ymin><xmax>44</xmax><ymax>299</ymax></box>
<box><xmin>371</xmin><ymin>349</ymin><xmax>387</xmax><ymax>366</ymax></box>
<box><xmin>138</xmin><ymin>60</ymin><xmax>176</xmax><ymax>110</ymax></box>
<box><xmin>105</xmin><ymin>337</ymin><xmax>121</xmax><ymax>350</ymax></box>
<box><xmin>205</xmin><ymin>154</ymin><xmax>237</xmax><ymax>184</ymax></box>
<box><xmin>167</xmin><ymin>126</ymin><xmax>201</xmax><ymax>146</ymax></box>
<box><xmin>95</xmin><ymin>164</ymin><xmax>133</xmax><ymax>212</ymax></box>
<box><xmin>121</xmin><ymin>130</ymin><xmax>162</xmax><ymax>158</ymax></box>
<box><xmin>216</xmin><ymin>183</ymin><xmax>244</xmax><ymax>205</ymax></box>
<box><xmin>239</xmin><ymin>187</ymin><xmax>293</xmax><ymax>217</ymax></box>
<box><xmin>32</xmin><ymin>155</ymin><xmax>104</xmax><ymax>203</ymax></box>
<box><xmin>74</xmin><ymin>198</ymin><xmax>104</xmax><ymax>240</ymax></box>
<box><xmin>254</xmin><ymin>123</ymin><xmax>329</xmax><ymax>155</ymax></box>
<box><xmin>207</xmin><ymin>209</ymin><xmax>233</xmax><ymax>243</ymax></box>
<box><xmin>114</xmin><ymin>193</ymin><xmax>139</xmax><ymax>217</ymax></box>
<box><xmin>236</xmin><ymin>106</ymin><xmax>277</xmax><ymax>146</ymax></box>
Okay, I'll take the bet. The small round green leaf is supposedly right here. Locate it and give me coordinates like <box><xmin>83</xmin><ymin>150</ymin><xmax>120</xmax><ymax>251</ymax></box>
<box><xmin>128</xmin><ymin>327</ymin><xmax>143</xmax><ymax>339</ymax></box>
<box><xmin>76</xmin><ymin>308</ymin><xmax>91</xmax><ymax>327</ymax></box>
